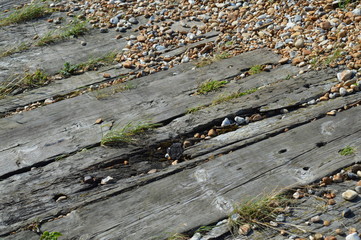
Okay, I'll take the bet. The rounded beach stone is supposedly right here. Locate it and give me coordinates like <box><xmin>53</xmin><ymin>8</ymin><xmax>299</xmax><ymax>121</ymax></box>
<box><xmin>342</xmin><ymin>190</ymin><xmax>358</xmax><ymax>201</ymax></box>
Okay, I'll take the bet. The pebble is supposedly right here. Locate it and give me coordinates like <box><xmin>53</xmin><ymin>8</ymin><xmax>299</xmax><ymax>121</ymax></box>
<box><xmin>80</xmin><ymin>41</ymin><xmax>87</xmax><ymax>46</ymax></box>
<box><xmin>310</xmin><ymin>215</ymin><xmax>321</xmax><ymax>223</ymax></box>
<box><xmin>342</xmin><ymin>208</ymin><xmax>353</xmax><ymax>218</ymax></box>
<box><xmin>342</xmin><ymin>190</ymin><xmax>358</xmax><ymax>201</ymax></box>
<box><xmin>95</xmin><ymin>118</ymin><xmax>103</xmax><ymax>124</ymax></box>
<box><xmin>238</xmin><ymin>224</ymin><xmax>251</xmax><ymax>235</ymax></box>
<box><xmin>148</xmin><ymin>169</ymin><xmax>157</xmax><ymax>174</ymax></box>
<box><xmin>294</xmin><ymin>38</ymin><xmax>304</xmax><ymax>48</ymax></box>
<box><xmin>339</xmin><ymin>87</ymin><xmax>347</xmax><ymax>96</ymax></box>
<box><xmin>207</xmin><ymin>129</ymin><xmax>217</xmax><ymax>137</ymax></box>
<box><xmin>189</xmin><ymin>232</ymin><xmax>202</xmax><ymax>240</ymax></box>
<box><xmin>337</xmin><ymin>70</ymin><xmax>353</xmax><ymax>82</ymax></box>
<box><xmin>44</xmin><ymin>98</ymin><xmax>54</xmax><ymax>104</ymax></box>
<box><xmin>166</xmin><ymin>143</ymin><xmax>183</xmax><ymax>160</ymax></box>
<box><xmin>234</xmin><ymin>116</ymin><xmax>246</xmax><ymax>125</ymax></box>
<box><xmin>100</xmin><ymin>176</ymin><xmax>115</xmax><ymax>184</ymax></box>
<box><xmin>335</xmin><ymin>229</ymin><xmax>343</xmax><ymax>235</ymax></box>
<box><xmin>100</xmin><ymin>28</ymin><xmax>108</xmax><ymax>33</ymax></box>
<box><xmin>346</xmin><ymin>233</ymin><xmax>361</xmax><ymax>240</ymax></box>
<box><xmin>128</xmin><ymin>17</ymin><xmax>138</xmax><ymax>24</ymax></box>
<box><xmin>221</xmin><ymin>118</ymin><xmax>231</xmax><ymax>127</ymax></box>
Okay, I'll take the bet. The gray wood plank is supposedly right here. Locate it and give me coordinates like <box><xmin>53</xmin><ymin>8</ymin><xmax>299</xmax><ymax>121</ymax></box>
<box><xmin>35</xmin><ymin>105</ymin><xmax>361</xmax><ymax>240</ymax></box>
<box><xmin>0</xmin><ymin>49</ymin><xmax>280</xmax><ymax>178</ymax></box>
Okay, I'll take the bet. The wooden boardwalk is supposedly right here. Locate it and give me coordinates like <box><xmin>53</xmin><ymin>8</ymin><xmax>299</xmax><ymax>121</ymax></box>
<box><xmin>0</xmin><ymin>47</ymin><xmax>360</xmax><ymax>240</ymax></box>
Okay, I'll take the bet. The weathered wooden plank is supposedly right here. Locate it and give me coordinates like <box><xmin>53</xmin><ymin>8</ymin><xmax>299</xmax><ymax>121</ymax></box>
<box><xmin>0</xmin><ymin>49</ymin><xmax>280</xmax><ymax>178</ymax></box>
<box><xmin>1</xmin><ymin>83</ymin><xmax>359</xmax><ymax>237</ymax></box>
<box><xmin>184</xmin><ymin>91</ymin><xmax>361</xmax><ymax>159</ymax></box>
<box><xmin>0</xmin><ymin>66</ymin><xmax>131</xmax><ymax>114</ymax></box>
<box><xmin>32</xmin><ymin>105</ymin><xmax>360</xmax><ymax>240</ymax></box>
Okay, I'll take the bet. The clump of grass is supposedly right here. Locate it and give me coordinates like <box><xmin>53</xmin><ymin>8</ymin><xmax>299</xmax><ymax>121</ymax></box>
<box><xmin>248</xmin><ymin>65</ymin><xmax>263</xmax><ymax>75</ymax></box>
<box><xmin>101</xmin><ymin>121</ymin><xmax>161</xmax><ymax>145</ymax></box>
<box><xmin>0</xmin><ymin>42</ymin><xmax>31</xmax><ymax>58</ymax></box>
<box><xmin>95</xmin><ymin>82</ymin><xmax>134</xmax><ymax>100</ymax></box>
<box><xmin>229</xmin><ymin>194</ymin><xmax>291</xmax><ymax>233</ymax></box>
<box><xmin>196</xmin><ymin>52</ymin><xmax>231</xmax><ymax>68</ymax></box>
<box><xmin>187</xmin><ymin>105</ymin><xmax>206</xmax><ymax>114</ymax></box>
<box><xmin>0</xmin><ymin>3</ymin><xmax>50</xmax><ymax>26</ymax></box>
<box><xmin>339</xmin><ymin>146</ymin><xmax>355</xmax><ymax>156</ymax></box>
<box><xmin>36</xmin><ymin>19</ymin><xmax>88</xmax><ymax>46</ymax></box>
<box><xmin>0</xmin><ymin>69</ymin><xmax>48</xmax><ymax>97</ymax></box>
<box><xmin>212</xmin><ymin>88</ymin><xmax>258</xmax><ymax>105</ymax></box>
<box><xmin>166</xmin><ymin>233</ymin><xmax>188</xmax><ymax>240</ymax></box>
<box><xmin>40</xmin><ymin>231</ymin><xmax>62</xmax><ymax>240</ymax></box>
<box><xmin>196</xmin><ymin>80</ymin><xmax>228</xmax><ymax>95</ymax></box>
<box><xmin>60</xmin><ymin>52</ymin><xmax>117</xmax><ymax>78</ymax></box>
<box><xmin>338</xmin><ymin>0</ymin><xmax>351</xmax><ymax>8</ymax></box>
<box><xmin>323</xmin><ymin>49</ymin><xmax>341</xmax><ymax>66</ymax></box>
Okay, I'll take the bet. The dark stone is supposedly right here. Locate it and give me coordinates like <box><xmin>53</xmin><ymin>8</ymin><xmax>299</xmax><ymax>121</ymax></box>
<box><xmin>342</xmin><ymin>208</ymin><xmax>354</xmax><ymax>218</ymax></box>
<box><xmin>167</xmin><ymin>143</ymin><xmax>183</xmax><ymax>160</ymax></box>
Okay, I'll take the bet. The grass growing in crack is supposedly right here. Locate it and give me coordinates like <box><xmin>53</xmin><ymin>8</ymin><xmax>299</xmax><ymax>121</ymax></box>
<box><xmin>95</xmin><ymin>82</ymin><xmax>134</xmax><ymax>100</ymax></box>
<box><xmin>196</xmin><ymin>80</ymin><xmax>228</xmax><ymax>95</ymax></box>
<box><xmin>228</xmin><ymin>193</ymin><xmax>291</xmax><ymax>234</ymax></box>
<box><xmin>196</xmin><ymin>52</ymin><xmax>231</xmax><ymax>68</ymax></box>
<box><xmin>212</xmin><ymin>88</ymin><xmax>258</xmax><ymax>105</ymax></box>
<box><xmin>339</xmin><ymin>146</ymin><xmax>355</xmax><ymax>156</ymax></box>
<box><xmin>196</xmin><ymin>225</ymin><xmax>216</xmax><ymax>234</ymax></box>
<box><xmin>166</xmin><ymin>233</ymin><xmax>188</xmax><ymax>240</ymax></box>
<box><xmin>0</xmin><ymin>69</ymin><xmax>48</xmax><ymax>97</ymax></box>
<box><xmin>0</xmin><ymin>3</ymin><xmax>50</xmax><ymax>26</ymax></box>
<box><xmin>0</xmin><ymin>42</ymin><xmax>31</xmax><ymax>58</ymax></box>
<box><xmin>338</xmin><ymin>0</ymin><xmax>351</xmax><ymax>8</ymax></box>
<box><xmin>40</xmin><ymin>231</ymin><xmax>62</xmax><ymax>240</ymax></box>
<box><xmin>248</xmin><ymin>65</ymin><xmax>263</xmax><ymax>75</ymax></box>
<box><xmin>60</xmin><ymin>51</ymin><xmax>117</xmax><ymax>77</ymax></box>
<box><xmin>187</xmin><ymin>88</ymin><xmax>258</xmax><ymax>114</ymax></box>
<box><xmin>36</xmin><ymin>19</ymin><xmax>88</xmax><ymax>46</ymax></box>
<box><xmin>101</xmin><ymin>121</ymin><xmax>161</xmax><ymax>146</ymax></box>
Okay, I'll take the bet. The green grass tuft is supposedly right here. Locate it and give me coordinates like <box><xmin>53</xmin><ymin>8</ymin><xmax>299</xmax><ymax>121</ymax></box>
<box><xmin>101</xmin><ymin>121</ymin><xmax>161</xmax><ymax>146</ymax></box>
<box><xmin>196</xmin><ymin>80</ymin><xmax>228</xmax><ymax>95</ymax></box>
<box><xmin>248</xmin><ymin>65</ymin><xmax>263</xmax><ymax>75</ymax></box>
<box><xmin>40</xmin><ymin>231</ymin><xmax>62</xmax><ymax>240</ymax></box>
<box><xmin>0</xmin><ymin>69</ymin><xmax>48</xmax><ymax>97</ymax></box>
<box><xmin>0</xmin><ymin>42</ymin><xmax>31</xmax><ymax>58</ymax></box>
<box><xmin>339</xmin><ymin>146</ymin><xmax>355</xmax><ymax>156</ymax></box>
<box><xmin>229</xmin><ymin>193</ymin><xmax>291</xmax><ymax>233</ymax></box>
<box><xmin>0</xmin><ymin>3</ymin><xmax>50</xmax><ymax>26</ymax></box>
<box><xmin>36</xmin><ymin>19</ymin><xmax>88</xmax><ymax>46</ymax></box>
<box><xmin>166</xmin><ymin>233</ymin><xmax>188</xmax><ymax>240</ymax></box>
<box><xmin>212</xmin><ymin>88</ymin><xmax>258</xmax><ymax>105</ymax></box>
<box><xmin>196</xmin><ymin>52</ymin><xmax>231</xmax><ymax>68</ymax></box>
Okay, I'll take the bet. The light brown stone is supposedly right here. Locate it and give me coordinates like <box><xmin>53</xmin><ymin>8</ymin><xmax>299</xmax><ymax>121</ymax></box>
<box><xmin>320</xmin><ymin>21</ymin><xmax>331</xmax><ymax>30</ymax></box>
<box><xmin>207</xmin><ymin>129</ymin><xmax>217</xmax><ymax>137</ymax></box>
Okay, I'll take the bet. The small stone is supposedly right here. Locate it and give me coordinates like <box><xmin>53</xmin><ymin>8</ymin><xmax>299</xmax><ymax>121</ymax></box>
<box><xmin>320</xmin><ymin>96</ymin><xmax>329</xmax><ymax>101</ymax></box>
<box><xmin>357</xmin><ymin>171</ymin><xmax>361</xmax><ymax>178</ymax></box>
<box><xmin>293</xmin><ymin>191</ymin><xmax>303</xmax><ymax>199</ymax></box>
<box><xmin>123</xmin><ymin>61</ymin><xmax>133</xmax><ymax>68</ymax></box>
<box><xmin>311</xmin><ymin>216</ymin><xmax>321</xmax><ymax>223</ymax></box>
<box><xmin>81</xmin><ymin>41</ymin><xmax>87</xmax><ymax>46</ymax></box>
<box><xmin>356</xmin><ymin>186</ymin><xmax>361</xmax><ymax>194</ymax></box>
<box><xmin>347</xmin><ymin>172</ymin><xmax>358</xmax><ymax>180</ymax></box>
<box><xmin>100</xmin><ymin>28</ymin><xmax>108</xmax><ymax>33</ymax></box>
<box><xmin>314</xmin><ymin>233</ymin><xmax>323</xmax><ymax>240</ymax></box>
<box><xmin>294</xmin><ymin>38</ymin><xmax>305</xmax><ymax>48</ymax></box>
<box><xmin>44</xmin><ymin>98</ymin><xmax>54</xmax><ymax>104</ymax></box>
<box><xmin>189</xmin><ymin>232</ymin><xmax>202</xmax><ymax>240</ymax></box>
<box><xmin>101</xmin><ymin>176</ymin><xmax>115</xmax><ymax>184</ymax></box>
<box><xmin>308</xmin><ymin>99</ymin><xmax>316</xmax><ymax>105</ymax></box>
<box><xmin>342</xmin><ymin>190</ymin><xmax>358</xmax><ymax>201</ymax></box>
<box><xmin>324</xmin><ymin>236</ymin><xmax>337</xmax><ymax>240</ymax></box>
<box><xmin>221</xmin><ymin>118</ymin><xmax>231</xmax><ymax>127</ymax></box>
<box><xmin>335</xmin><ymin>229</ymin><xmax>343</xmax><ymax>235</ymax></box>
<box><xmin>250</xmin><ymin>114</ymin><xmax>262</xmax><ymax>122</ymax></box>
<box><xmin>194</xmin><ymin>133</ymin><xmax>201</xmax><ymax>138</ymax></box>
<box><xmin>332</xmin><ymin>173</ymin><xmax>343</xmax><ymax>182</ymax></box>
<box><xmin>279</xmin><ymin>57</ymin><xmax>289</xmax><ymax>64</ymax></box>
<box><xmin>171</xmin><ymin>160</ymin><xmax>178</xmax><ymax>165</ymax></box>
<box><xmin>344</xmin><ymin>79</ymin><xmax>357</xmax><ymax>87</ymax></box>
<box><xmin>115</xmin><ymin>34</ymin><xmax>122</xmax><ymax>39</ymax></box>
<box><xmin>339</xmin><ymin>87</ymin><xmax>347</xmax><ymax>96</ymax></box>
<box><xmin>103</xmin><ymin>73</ymin><xmax>111</xmax><ymax>78</ymax></box>
<box><xmin>148</xmin><ymin>169</ymin><xmax>157</xmax><ymax>174</ymax></box>
<box><xmin>280</xmin><ymin>230</ymin><xmax>287</xmax><ymax>236</ymax></box>
<box><xmin>207</xmin><ymin>129</ymin><xmax>217</xmax><ymax>137</ymax></box>
<box><xmin>357</xmin><ymin>180</ymin><xmax>361</xmax><ymax>186</ymax></box>
<box><xmin>128</xmin><ymin>17</ymin><xmax>139</xmax><ymax>24</ymax></box>
<box><xmin>56</xmin><ymin>195</ymin><xmax>67</xmax><ymax>202</ymax></box>
<box><xmin>137</xmin><ymin>35</ymin><xmax>146</xmax><ymax>42</ymax></box>
<box><xmin>238</xmin><ymin>224</ymin><xmax>251</xmax><ymax>235</ymax></box>
<box><xmin>330</xmin><ymin>86</ymin><xmax>340</xmax><ymax>93</ymax></box>
<box><xmin>166</xmin><ymin>143</ymin><xmax>183</xmax><ymax>160</ymax></box>
<box><xmin>346</xmin><ymin>233</ymin><xmax>361</xmax><ymax>240</ymax></box>
<box><xmin>183</xmin><ymin>140</ymin><xmax>191</xmax><ymax>148</ymax></box>
<box><xmin>337</xmin><ymin>70</ymin><xmax>353</xmax><ymax>82</ymax></box>
<box><xmin>269</xmin><ymin>221</ymin><xmax>278</xmax><ymax>227</ymax></box>
<box><xmin>83</xmin><ymin>176</ymin><xmax>94</xmax><ymax>184</ymax></box>
<box><xmin>342</xmin><ymin>208</ymin><xmax>353</xmax><ymax>218</ymax></box>
<box><xmin>234</xmin><ymin>116</ymin><xmax>246</xmax><ymax>125</ymax></box>
<box><xmin>323</xmin><ymin>220</ymin><xmax>331</xmax><ymax>226</ymax></box>
<box><xmin>327</xmin><ymin>110</ymin><xmax>336</xmax><ymax>116</ymax></box>
<box><xmin>95</xmin><ymin>118</ymin><xmax>103</xmax><ymax>124</ymax></box>
<box><xmin>322</xmin><ymin>177</ymin><xmax>332</xmax><ymax>185</ymax></box>
<box><xmin>320</xmin><ymin>21</ymin><xmax>331</xmax><ymax>30</ymax></box>
<box><xmin>349</xmin><ymin>228</ymin><xmax>357</xmax><ymax>234</ymax></box>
